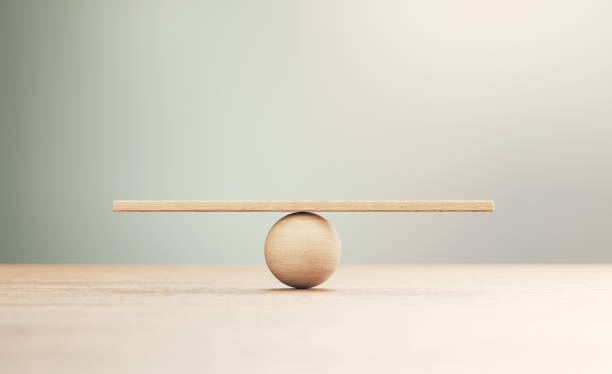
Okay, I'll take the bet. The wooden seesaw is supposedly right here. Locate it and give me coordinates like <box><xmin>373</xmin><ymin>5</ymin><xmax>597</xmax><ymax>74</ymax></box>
<box><xmin>113</xmin><ymin>200</ymin><xmax>494</xmax><ymax>289</ymax></box>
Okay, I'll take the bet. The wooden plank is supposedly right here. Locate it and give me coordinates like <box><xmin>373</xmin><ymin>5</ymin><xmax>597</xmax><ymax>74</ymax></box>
<box><xmin>112</xmin><ymin>200</ymin><xmax>494</xmax><ymax>212</ymax></box>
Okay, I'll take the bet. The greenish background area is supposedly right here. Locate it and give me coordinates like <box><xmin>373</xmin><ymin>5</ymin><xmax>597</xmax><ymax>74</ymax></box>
<box><xmin>1</xmin><ymin>0</ymin><xmax>611</xmax><ymax>263</ymax></box>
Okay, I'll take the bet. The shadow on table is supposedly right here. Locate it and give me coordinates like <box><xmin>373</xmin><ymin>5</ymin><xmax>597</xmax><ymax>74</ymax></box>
<box><xmin>261</xmin><ymin>288</ymin><xmax>335</xmax><ymax>293</ymax></box>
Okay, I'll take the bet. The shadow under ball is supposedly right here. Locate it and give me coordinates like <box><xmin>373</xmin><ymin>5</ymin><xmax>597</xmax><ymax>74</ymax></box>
<box><xmin>264</xmin><ymin>212</ymin><xmax>341</xmax><ymax>289</ymax></box>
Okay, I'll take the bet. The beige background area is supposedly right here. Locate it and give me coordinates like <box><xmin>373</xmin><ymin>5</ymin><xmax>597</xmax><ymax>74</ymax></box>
<box><xmin>1</xmin><ymin>0</ymin><xmax>611</xmax><ymax>263</ymax></box>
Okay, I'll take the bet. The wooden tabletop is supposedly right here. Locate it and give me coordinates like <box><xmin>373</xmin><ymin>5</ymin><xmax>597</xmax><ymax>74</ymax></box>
<box><xmin>1</xmin><ymin>264</ymin><xmax>611</xmax><ymax>373</ymax></box>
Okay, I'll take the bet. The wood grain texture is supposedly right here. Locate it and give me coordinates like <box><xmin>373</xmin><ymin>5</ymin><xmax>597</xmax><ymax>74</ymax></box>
<box><xmin>112</xmin><ymin>200</ymin><xmax>494</xmax><ymax>212</ymax></box>
<box><xmin>1</xmin><ymin>265</ymin><xmax>611</xmax><ymax>374</ymax></box>
<box><xmin>264</xmin><ymin>212</ymin><xmax>341</xmax><ymax>288</ymax></box>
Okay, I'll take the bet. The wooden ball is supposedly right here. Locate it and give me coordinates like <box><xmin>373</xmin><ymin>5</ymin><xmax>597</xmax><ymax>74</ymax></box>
<box><xmin>264</xmin><ymin>212</ymin><xmax>341</xmax><ymax>289</ymax></box>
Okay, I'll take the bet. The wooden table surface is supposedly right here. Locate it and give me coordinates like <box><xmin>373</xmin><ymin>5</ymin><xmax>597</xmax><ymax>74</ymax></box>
<box><xmin>1</xmin><ymin>265</ymin><xmax>611</xmax><ymax>373</ymax></box>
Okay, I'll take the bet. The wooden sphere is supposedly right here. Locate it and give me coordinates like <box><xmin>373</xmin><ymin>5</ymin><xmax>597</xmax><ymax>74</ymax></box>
<box><xmin>264</xmin><ymin>212</ymin><xmax>341</xmax><ymax>289</ymax></box>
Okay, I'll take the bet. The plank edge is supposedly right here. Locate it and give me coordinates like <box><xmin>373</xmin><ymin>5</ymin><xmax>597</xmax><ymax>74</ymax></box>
<box><xmin>113</xmin><ymin>200</ymin><xmax>494</xmax><ymax>213</ymax></box>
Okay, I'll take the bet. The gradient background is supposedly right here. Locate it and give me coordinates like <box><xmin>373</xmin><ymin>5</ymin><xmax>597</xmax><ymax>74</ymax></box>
<box><xmin>1</xmin><ymin>0</ymin><xmax>610</xmax><ymax>264</ymax></box>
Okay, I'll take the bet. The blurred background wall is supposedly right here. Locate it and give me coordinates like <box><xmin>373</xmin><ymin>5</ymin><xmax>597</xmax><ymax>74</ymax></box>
<box><xmin>1</xmin><ymin>0</ymin><xmax>611</xmax><ymax>263</ymax></box>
